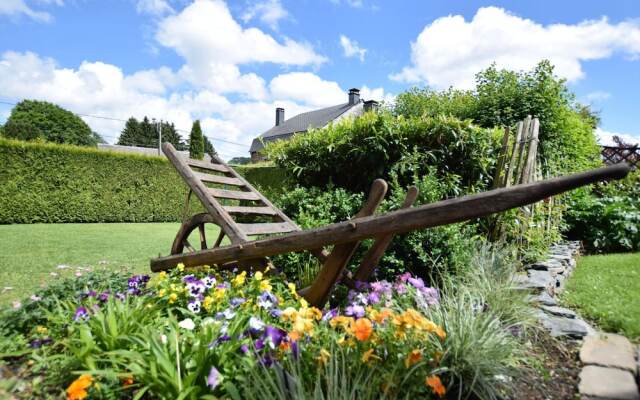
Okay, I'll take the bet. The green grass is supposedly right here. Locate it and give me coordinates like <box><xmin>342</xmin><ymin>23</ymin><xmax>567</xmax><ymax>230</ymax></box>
<box><xmin>0</xmin><ymin>223</ymin><xmax>221</xmax><ymax>304</ymax></box>
<box><xmin>563</xmin><ymin>252</ymin><xmax>640</xmax><ymax>341</ymax></box>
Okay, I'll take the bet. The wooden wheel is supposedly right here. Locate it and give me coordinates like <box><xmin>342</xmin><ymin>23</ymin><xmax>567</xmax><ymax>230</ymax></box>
<box><xmin>171</xmin><ymin>213</ymin><xmax>221</xmax><ymax>255</ymax></box>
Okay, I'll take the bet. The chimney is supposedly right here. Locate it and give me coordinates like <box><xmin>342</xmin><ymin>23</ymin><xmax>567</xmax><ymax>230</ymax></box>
<box><xmin>348</xmin><ymin>88</ymin><xmax>360</xmax><ymax>105</ymax></box>
<box><xmin>275</xmin><ymin>107</ymin><xmax>285</xmax><ymax>126</ymax></box>
<box><xmin>364</xmin><ymin>100</ymin><xmax>379</xmax><ymax>112</ymax></box>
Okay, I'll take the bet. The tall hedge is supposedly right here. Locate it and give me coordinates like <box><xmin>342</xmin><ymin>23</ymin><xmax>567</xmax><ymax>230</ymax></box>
<box><xmin>0</xmin><ymin>139</ymin><xmax>287</xmax><ymax>224</ymax></box>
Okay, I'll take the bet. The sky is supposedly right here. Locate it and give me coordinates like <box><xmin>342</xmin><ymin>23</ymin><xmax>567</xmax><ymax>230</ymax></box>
<box><xmin>0</xmin><ymin>0</ymin><xmax>639</xmax><ymax>159</ymax></box>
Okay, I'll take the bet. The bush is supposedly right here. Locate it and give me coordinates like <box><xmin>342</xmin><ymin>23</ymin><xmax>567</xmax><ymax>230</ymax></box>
<box><xmin>564</xmin><ymin>170</ymin><xmax>640</xmax><ymax>252</ymax></box>
<box><xmin>0</xmin><ymin>139</ymin><xmax>286</xmax><ymax>224</ymax></box>
<box><xmin>3</xmin><ymin>100</ymin><xmax>97</xmax><ymax>146</ymax></box>
<box><xmin>266</xmin><ymin>112</ymin><xmax>500</xmax><ymax>193</ymax></box>
<box><xmin>0</xmin><ymin>244</ymin><xmax>529</xmax><ymax>399</ymax></box>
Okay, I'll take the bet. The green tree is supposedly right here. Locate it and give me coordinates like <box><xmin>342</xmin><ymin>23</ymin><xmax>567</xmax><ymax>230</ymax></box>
<box><xmin>3</xmin><ymin>100</ymin><xmax>97</xmax><ymax>146</ymax></box>
<box><xmin>228</xmin><ymin>157</ymin><xmax>251</xmax><ymax>165</ymax></box>
<box><xmin>160</xmin><ymin>121</ymin><xmax>186</xmax><ymax>151</ymax></box>
<box><xmin>117</xmin><ymin>117</ymin><xmax>142</xmax><ymax>146</ymax></box>
<box><xmin>203</xmin><ymin>136</ymin><xmax>217</xmax><ymax>159</ymax></box>
<box><xmin>189</xmin><ymin>120</ymin><xmax>204</xmax><ymax>160</ymax></box>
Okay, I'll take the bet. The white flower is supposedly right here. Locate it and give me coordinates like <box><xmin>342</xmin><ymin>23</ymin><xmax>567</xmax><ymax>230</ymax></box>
<box><xmin>248</xmin><ymin>316</ymin><xmax>265</xmax><ymax>331</ymax></box>
<box><xmin>160</xmin><ymin>334</ymin><xmax>168</xmax><ymax>344</ymax></box>
<box><xmin>203</xmin><ymin>276</ymin><xmax>216</xmax><ymax>288</ymax></box>
<box><xmin>56</xmin><ymin>264</ymin><xmax>69</xmax><ymax>269</ymax></box>
<box><xmin>178</xmin><ymin>318</ymin><xmax>195</xmax><ymax>330</ymax></box>
<box><xmin>202</xmin><ymin>317</ymin><xmax>215</xmax><ymax>326</ymax></box>
<box><xmin>12</xmin><ymin>301</ymin><xmax>21</xmax><ymax>309</ymax></box>
<box><xmin>187</xmin><ymin>300</ymin><xmax>201</xmax><ymax>314</ymax></box>
<box><xmin>30</xmin><ymin>295</ymin><xmax>41</xmax><ymax>302</ymax></box>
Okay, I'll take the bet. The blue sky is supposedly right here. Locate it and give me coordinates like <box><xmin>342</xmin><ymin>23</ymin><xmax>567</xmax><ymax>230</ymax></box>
<box><xmin>1</xmin><ymin>0</ymin><xmax>639</xmax><ymax>159</ymax></box>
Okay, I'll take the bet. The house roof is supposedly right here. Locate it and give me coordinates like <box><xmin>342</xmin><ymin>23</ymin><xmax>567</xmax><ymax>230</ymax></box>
<box><xmin>250</xmin><ymin>102</ymin><xmax>358</xmax><ymax>153</ymax></box>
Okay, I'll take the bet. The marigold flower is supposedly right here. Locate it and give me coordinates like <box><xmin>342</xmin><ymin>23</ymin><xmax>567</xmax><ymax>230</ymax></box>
<box><xmin>350</xmin><ymin>318</ymin><xmax>373</xmax><ymax>341</ymax></box>
<box><xmin>426</xmin><ymin>375</ymin><xmax>446</xmax><ymax>398</ymax></box>
<box><xmin>122</xmin><ymin>376</ymin><xmax>134</xmax><ymax>387</ymax></box>
<box><xmin>66</xmin><ymin>374</ymin><xmax>92</xmax><ymax>400</ymax></box>
<box><xmin>404</xmin><ymin>349</ymin><xmax>422</xmax><ymax>368</ymax></box>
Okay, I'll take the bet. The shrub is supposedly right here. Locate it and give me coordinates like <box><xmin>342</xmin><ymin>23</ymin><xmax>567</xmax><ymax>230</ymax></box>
<box><xmin>0</xmin><ymin>139</ymin><xmax>284</xmax><ymax>223</ymax></box>
<box><xmin>189</xmin><ymin>120</ymin><xmax>205</xmax><ymax>160</ymax></box>
<box><xmin>266</xmin><ymin>112</ymin><xmax>500</xmax><ymax>193</ymax></box>
<box><xmin>3</xmin><ymin>99</ymin><xmax>97</xmax><ymax>146</ymax></box>
<box><xmin>564</xmin><ymin>170</ymin><xmax>640</xmax><ymax>252</ymax></box>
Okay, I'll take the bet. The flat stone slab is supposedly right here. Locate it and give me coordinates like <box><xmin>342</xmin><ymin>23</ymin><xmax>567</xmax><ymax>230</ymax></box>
<box><xmin>579</xmin><ymin>365</ymin><xmax>639</xmax><ymax>400</ymax></box>
<box><xmin>536</xmin><ymin>311</ymin><xmax>593</xmax><ymax>338</ymax></box>
<box><xmin>531</xmin><ymin>292</ymin><xmax>557</xmax><ymax>306</ymax></box>
<box><xmin>580</xmin><ymin>333</ymin><xmax>637</xmax><ymax>373</ymax></box>
<box><xmin>540</xmin><ymin>305</ymin><xmax>576</xmax><ymax>319</ymax></box>
<box><xmin>529</xmin><ymin>259</ymin><xmax>564</xmax><ymax>271</ymax></box>
<box><xmin>527</xmin><ymin>269</ymin><xmax>557</xmax><ymax>290</ymax></box>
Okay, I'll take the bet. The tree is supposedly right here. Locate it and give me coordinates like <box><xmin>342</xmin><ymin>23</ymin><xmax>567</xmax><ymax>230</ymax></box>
<box><xmin>189</xmin><ymin>120</ymin><xmax>204</xmax><ymax>160</ymax></box>
<box><xmin>228</xmin><ymin>156</ymin><xmax>251</xmax><ymax>165</ymax></box>
<box><xmin>204</xmin><ymin>136</ymin><xmax>217</xmax><ymax>159</ymax></box>
<box><xmin>117</xmin><ymin>117</ymin><xmax>142</xmax><ymax>146</ymax></box>
<box><xmin>3</xmin><ymin>100</ymin><xmax>97</xmax><ymax>146</ymax></box>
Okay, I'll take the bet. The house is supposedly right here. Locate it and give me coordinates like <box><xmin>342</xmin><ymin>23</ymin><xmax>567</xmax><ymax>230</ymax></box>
<box><xmin>249</xmin><ymin>88</ymin><xmax>378</xmax><ymax>162</ymax></box>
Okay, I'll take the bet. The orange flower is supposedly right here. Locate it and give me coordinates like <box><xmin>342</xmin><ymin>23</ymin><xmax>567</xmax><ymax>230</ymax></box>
<box><xmin>288</xmin><ymin>331</ymin><xmax>301</xmax><ymax>342</ymax></box>
<box><xmin>279</xmin><ymin>341</ymin><xmax>291</xmax><ymax>351</ymax></box>
<box><xmin>361</xmin><ymin>348</ymin><xmax>380</xmax><ymax>364</ymax></box>
<box><xmin>404</xmin><ymin>349</ymin><xmax>422</xmax><ymax>368</ymax></box>
<box><xmin>369</xmin><ymin>307</ymin><xmax>394</xmax><ymax>324</ymax></box>
<box><xmin>122</xmin><ymin>375</ymin><xmax>134</xmax><ymax>387</ymax></box>
<box><xmin>426</xmin><ymin>375</ymin><xmax>446</xmax><ymax>398</ymax></box>
<box><xmin>66</xmin><ymin>374</ymin><xmax>92</xmax><ymax>400</ymax></box>
<box><xmin>434</xmin><ymin>325</ymin><xmax>446</xmax><ymax>340</ymax></box>
<box><xmin>350</xmin><ymin>318</ymin><xmax>373</xmax><ymax>341</ymax></box>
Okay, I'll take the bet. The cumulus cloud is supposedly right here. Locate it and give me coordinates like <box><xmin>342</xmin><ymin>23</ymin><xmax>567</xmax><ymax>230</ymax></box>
<box><xmin>583</xmin><ymin>91</ymin><xmax>611</xmax><ymax>103</ymax></box>
<box><xmin>339</xmin><ymin>35</ymin><xmax>367</xmax><ymax>62</ymax></box>
<box><xmin>596</xmin><ymin>128</ymin><xmax>640</xmax><ymax>146</ymax></box>
<box><xmin>270</xmin><ymin>72</ymin><xmax>345</xmax><ymax>107</ymax></box>
<box><xmin>391</xmin><ymin>7</ymin><xmax>640</xmax><ymax>89</ymax></box>
<box><xmin>360</xmin><ymin>85</ymin><xmax>395</xmax><ymax>104</ymax></box>
<box><xmin>0</xmin><ymin>0</ymin><xmax>53</xmax><ymax>22</ymax></box>
<box><xmin>241</xmin><ymin>0</ymin><xmax>288</xmax><ymax>30</ymax></box>
<box><xmin>135</xmin><ymin>0</ymin><xmax>174</xmax><ymax>15</ymax></box>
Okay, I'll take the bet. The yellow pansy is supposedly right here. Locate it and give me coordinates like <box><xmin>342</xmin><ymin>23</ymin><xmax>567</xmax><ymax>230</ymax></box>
<box><xmin>316</xmin><ymin>348</ymin><xmax>331</xmax><ymax>366</ymax></box>
<box><xmin>232</xmin><ymin>271</ymin><xmax>247</xmax><ymax>286</ymax></box>
<box><xmin>260</xmin><ymin>279</ymin><xmax>272</xmax><ymax>292</ymax></box>
<box><xmin>158</xmin><ymin>289</ymin><xmax>166</xmax><ymax>297</ymax></box>
<box><xmin>177</xmin><ymin>263</ymin><xmax>185</xmax><ymax>272</ymax></box>
<box><xmin>203</xmin><ymin>296</ymin><xmax>214</xmax><ymax>311</ymax></box>
<box><xmin>168</xmin><ymin>293</ymin><xmax>178</xmax><ymax>304</ymax></box>
<box><xmin>35</xmin><ymin>326</ymin><xmax>48</xmax><ymax>334</ymax></box>
<box><xmin>254</xmin><ymin>271</ymin><xmax>263</xmax><ymax>281</ymax></box>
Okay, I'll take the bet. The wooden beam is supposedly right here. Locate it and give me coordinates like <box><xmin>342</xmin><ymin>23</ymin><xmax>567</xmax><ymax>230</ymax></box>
<box><xmin>186</xmin><ymin>159</ymin><xmax>229</xmax><ymax>173</ymax></box>
<box><xmin>223</xmin><ymin>206</ymin><xmax>278</xmax><ymax>216</ymax></box>
<box><xmin>237</xmin><ymin>222</ymin><xmax>297</xmax><ymax>236</ymax></box>
<box><xmin>150</xmin><ymin>164</ymin><xmax>630</xmax><ymax>272</ymax></box>
<box><xmin>208</xmin><ymin>188</ymin><xmax>261</xmax><ymax>201</ymax></box>
<box><xmin>193</xmin><ymin>171</ymin><xmax>244</xmax><ymax>186</ymax></box>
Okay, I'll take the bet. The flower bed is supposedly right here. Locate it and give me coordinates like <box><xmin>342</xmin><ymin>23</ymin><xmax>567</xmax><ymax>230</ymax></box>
<box><xmin>0</xmin><ymin>245</ymin><xmax>530</xmax><ymax>399</ymax></box>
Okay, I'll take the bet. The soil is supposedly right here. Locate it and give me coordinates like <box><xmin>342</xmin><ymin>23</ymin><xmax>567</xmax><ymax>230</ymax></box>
<box><xmin>502</xmin><ymin>331</ymin><xmax>582</xmax><ymax>400</ymax></box>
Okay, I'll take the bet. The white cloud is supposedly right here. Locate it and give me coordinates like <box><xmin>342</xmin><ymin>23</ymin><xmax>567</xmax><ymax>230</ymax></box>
<box><xmin>339</xmin><ymin>35</ymin><xmax>367</xmax><ymax>62</ymax></box>
<box><xmin>241</xmin><ymin>0</ymin><xmax>288</xmax><ymax>30</ymax></box>
<box><xmin>391</xmin><ymin>7</ymin><xmax>640</xmax><ymax>89</ymax></box>
<box><xmin>0</xmin><ymin>0</ymin><xmax>52</xmax><ymax>22</ymax></box>
<box><xmin>596</xmin><ymin>128</ymin><xmax>640</xmax><ymax>146</ymax></box>
<box><xmin>583</xmin><ymin>91</ymin><xmax>611</xmax><ymax>103</ymax></box>
<box><xmin>270</xmin><ymin>72</ymin><xmax>345</xmax><ymax>108</ymax></box>
<box><xmin>329</xmin><ymin>0</ymin><xmax>363</xmax><ymax>8</ymax></box>
<box><xmin>360</xmin><ymin>85</ymin><xmax>394</xmax><ymax>104</ymax></box>
<box><xmin>135</xmin><ymin>0</ymin><xmax>174</xmax><ymax>15</ymax></box>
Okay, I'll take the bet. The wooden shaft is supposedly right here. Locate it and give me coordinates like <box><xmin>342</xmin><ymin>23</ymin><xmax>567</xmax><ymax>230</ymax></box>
<box><xmin>150</xmin><ymin>164</ymin><xmax>630</xmax><ymax>272</ymax></box>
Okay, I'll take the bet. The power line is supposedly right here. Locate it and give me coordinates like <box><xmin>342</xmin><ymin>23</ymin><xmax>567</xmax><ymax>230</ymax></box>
<box><xmin>0</xmin><ymin>99</ymin><xmax>251</xmax><ymax>148</ymax></box>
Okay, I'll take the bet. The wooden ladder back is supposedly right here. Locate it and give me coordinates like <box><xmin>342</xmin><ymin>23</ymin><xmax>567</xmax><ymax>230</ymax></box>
<box><xmin>162</xmin><ymin>143</ymin><xmax>298</xmax><ymax>242</ymax></box>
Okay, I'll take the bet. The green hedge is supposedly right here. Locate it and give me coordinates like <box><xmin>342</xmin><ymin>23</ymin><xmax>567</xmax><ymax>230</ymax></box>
<box><xmin>0</xmin><ymin>139</ymin><xmax>287</xmax><ymax>224</ymax></box>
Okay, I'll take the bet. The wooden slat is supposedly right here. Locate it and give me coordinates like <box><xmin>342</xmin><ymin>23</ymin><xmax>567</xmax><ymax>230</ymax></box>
<box><xmin>186</xmin><ymin>158</ymin><xmax>229</xmax><ymax>173</ymax></box>
<box><xmin>223</xmin><ymin>206</ymin><xmax>277</xmax><ymax>216</ymax></box>
<box><xmin>237</xmin><ymin>222</ymin><xmax>297</xmax><ymax>236</ymax></box>
<box><xmin>208</xmin><ymin>188</ymin><xmax>260</xmax><ymax>201</ymax></box>
<box><xmin>150</xmin><ymin>164</ymin><xmax>631</xmax><ymax>274</ymax></box>
<box><xmin>193</xmin><ymin>171</ymin><xmax>244</xmax><ymax>186</ymax></box>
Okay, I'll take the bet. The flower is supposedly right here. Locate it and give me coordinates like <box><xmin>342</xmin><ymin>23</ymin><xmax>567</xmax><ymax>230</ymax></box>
<box><xmin>122</xmin><ymin>376</ymin><xmax>134</xmax><ymax>387</ymax></box>
<box><xmin>264</xmin><ymin>326</ymin><xmax>286</xmax><ymax>349</ymax></box>
<box><xmin>203</xmin><ymin>296</ymin><xmax>214</xmax><ymax>311</ymax></box>
<box><xmin>254</xmin><ymin>271</ymin><xmax>263</xmax><ymax>281</ymax></box>
<box><xmin>187</xmin><ymin>299</ymin><xmax>201</xmax><ymax>314</ymax></box>
<box><xmin>292</xmin><ymin>317</ymin><xmax>314</xmax><ymax>336</ymax></box>
<box><xmin>186</xmin><ymin>280</ymin><xmax>206</xmax><ymax>297</ymax></box>
<box><xmin>257</xmin><ymin>291</ymin><xmax>278</xmax><ymax>309</ymax></box>
<box><xmin>168</xmin><ymin>293</ymin><xmax>178</xmax><ymax>304</ymax></box>
<box><xmin>12</xmin><ymin>301</ymin><xmax>21</xmax><ymax>309</ymax></box>
<box><xmin>73</xmin><ymin>307</ymin><xmax>89</xmax><ymax>322</ymax></box>
<box><xmin>178</xmin><ymin>318</ymin><xmax>195</xmax><ymax>330</ymax></box>
<box><xmin>230</xmin><ymin>297</ymin><xmax>246</xmax><ymax>307</ymax></box>
<box><xmin>30</xmin><ymin>294</ymin><xmax>42</xmax><ymax>302</ymax></box>
<box><xmin>232</xmin><ymin>271</ymin><xmax>247</xmax><ymax>286</ymax></box>
<box><xmin>259</xmin><ymin>279</ymin><xmax>272</xmax><ymax>292</ymax></box>
<box><xmin>426</xmin><ymin>375</ymin><xmax>446</xmax><ymax>398</ymax></box>
<box><xmin>361</xmin><ymin>348</ymin><xmax>379</xmax><ymax>364</ymax></box>
<box><xmin>408</xmin><ymin>277</ymin><xmax>425</xmax><ymax>289</ymax></box>
<box><xmin>203</xmin><ymin>275</ymin><xmax>216</xmax><ymax>288</ymax></box>
<box><xmin>207</xmin><ymin>366</ymin><xmax>222</xmax><ymax>390</ymax></box>
<box><xmin>177</xmin><ymin>263</ymin><xmax>185</xmax><ymax>272</ymax></box>
<box><xmin>160</xmin><ymin>334</ymin><xmax>168</xmax><ymax>344</ymax></box>
<box><xmin>345</xmin><ymin>304</ymin><xmax>365</xmax><ymax>318</ymax></box>
<box><xmin>66</xmin><ymin>374</ymin><xmax>92</xmax><ymax>400</ymax></box>
<box><xmin>350</xmin><ymin>318</ymin><xmax>373</xmax><ymax>341</ymax></box>
<box><xmin>316</xmin><ymin>348</ymin><xmax>331</xmax><ymax>366</ymax></box>
<box><xmin>404</xmin><ymin>349</ymin><xmax>422</xmax><ymax>368</ymax></box>
<box><xmin>35</xmin><ymin>325</ymin><xmax>48</xmax><ymax>334</ymax></box>
<box><xmin>329</xmin><ymin>315</ymin><xmax>354</xmax><ymax>330</ymax></box>
<box><xmin>248</xmin><ymin>316</ymin><xmax>265</xmax><ymax>332</ymax></box>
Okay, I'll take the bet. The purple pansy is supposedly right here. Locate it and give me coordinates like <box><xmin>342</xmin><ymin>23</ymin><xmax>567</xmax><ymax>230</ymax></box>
<box><xmin>408</xmin><ymin>276</ymin><xmax>425</xmax><ymax>289</ymax></box>
<box><xmin>322</xmin><ymin>308</ymin><xmax>338</xmax><ymax>322</ymax></box>
<box><xmin>264</xmin><ymin>326</ymin><xmax>286</xmax><ymax>349</ymax></box>
<box><xmin>367</xmin><ymin>291</ymin><xmax>380</xmax><ymax>305</ymax></box>
<box><xmin>257</xmin><ymin>291</ymin><xmax>278</xmax><ymax>309</ymax></box>
<box><xmin>203</xmin><ymin>275</ymin><xmax>216</xmax><ymax>288</ymax></box>
<box><xmin>187</xmin><ymin>299</ymin><xmax>201</xmax><ymax>314</ymax></box>
<box><xmin>186</xmin><ymin>280</ymin><xmax>206</xmax><ymax>297</ymax></box>
<box><xmin>230</xmin><ymin>297</ymin><xmax>246</xmax><ymax>307</ymax></box>
<box><xmin>73</xmin><ymin>306</ymin><xmax>89</xmax><ymax>322</ymax></box>
<box><xmin>345</xmin><ymin>304</ymin><xmax>365</xmax><ymax>318</ymax></box>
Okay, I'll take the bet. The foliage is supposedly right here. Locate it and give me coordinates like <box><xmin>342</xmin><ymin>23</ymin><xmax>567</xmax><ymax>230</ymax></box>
<box><xmin>189</xmin><ymin>120</ymin><xmax>205</xmax><ymax>160</ymax></box>
<box><xmin>0</xmin><ymin>139</ymin><xmax>281</xmax><ymax>224</ymax></box>
<box><xmin>394</xmin><ymin>60</ymin><xmax>601</xmax><ymax>175</ymax></box>
<box><xmin>563</xmin><ymin>252</ymin><xmax>640</xmax><ymax>341</ymax></box>
<box><xmin>229</xmin><ymin>156</ymin><xmax>252</xmax><ymax>165</ymax></box>
<box><xmin>3</xmin><ymin>99</ymin><xmax>97</xmax><ymax>146</ymax></box>
<box><xmin>117</xmin><ymin>116</ymin><xmax>186</xmax><ymax>150</ymax></box>
<box><xmin>1</xmin><ymin>242</ymin><xmax>529</xmax><ymax>399</ymax></box>
<box><xmin>564</xmin><ymin>170</ymin><xmax>640</xmax><ymax>252</ymax></box>
<box><xmin>204</xmin><ymin>136</ymin><xmax>217</xmax><ymax>159</ymax></box>
<box><xmin>267</xmin><ymin>111</ymin><xmax>500</xmax><ymax>193</ymax></box>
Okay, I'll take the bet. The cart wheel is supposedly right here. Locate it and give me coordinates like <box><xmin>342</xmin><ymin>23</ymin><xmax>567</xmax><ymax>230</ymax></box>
<box><xmin>171</xmin><ymin>213</ymin><xmax>223</xmax><ymax>255</ymax></box>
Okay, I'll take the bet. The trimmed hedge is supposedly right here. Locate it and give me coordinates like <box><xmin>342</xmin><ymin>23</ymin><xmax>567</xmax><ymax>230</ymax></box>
<box><xmin>0</xmin><ymin>139</ymin><xmax>288</xmax><ymax>224</ymax></box>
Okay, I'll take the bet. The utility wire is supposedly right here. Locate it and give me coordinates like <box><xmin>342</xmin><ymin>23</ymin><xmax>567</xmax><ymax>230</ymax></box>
<box><xmin>0</xmin><ymin>99</ymin><xmax>251</xmax><ymax>148</ymax></box>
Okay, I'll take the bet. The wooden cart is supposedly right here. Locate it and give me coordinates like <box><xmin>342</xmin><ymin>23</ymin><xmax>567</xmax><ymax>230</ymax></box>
<box><xmin>152</xmin><ymin>143</ymin><xmax>630</xmax><ymax>306</ymax></box>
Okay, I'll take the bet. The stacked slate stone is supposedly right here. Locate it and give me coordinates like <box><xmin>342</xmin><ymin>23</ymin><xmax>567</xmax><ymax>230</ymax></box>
<box><xmin>515</xmin><ymin>241</ymin><xmax>596</xmax><ymax>338</ymax></box>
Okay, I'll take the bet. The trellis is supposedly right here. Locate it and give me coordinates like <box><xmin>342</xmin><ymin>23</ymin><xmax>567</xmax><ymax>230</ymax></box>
<box><xmin>602</xmin><ymin>145</ymin><xmax>639</xmax><ymax>169</ymax></box>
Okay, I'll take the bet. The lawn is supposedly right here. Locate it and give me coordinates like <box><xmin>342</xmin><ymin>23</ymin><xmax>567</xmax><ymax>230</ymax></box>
<box><xmin>563</xmin><ymin>252</ymin><xmax>640</xmax><ymax>341</ymax></box>
<box><xmin>0</xmin><ymin>223</ymin><xmax>221</xmax><ymax>304</ymax></box>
